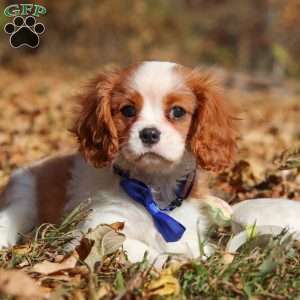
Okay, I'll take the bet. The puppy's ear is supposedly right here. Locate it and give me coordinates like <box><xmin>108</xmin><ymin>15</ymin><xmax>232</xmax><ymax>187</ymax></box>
<box><xmin>70</xmin><ymin>71</ymin><xmax>120</xmax><ymax>167</ymax></box>
<box><xmin>186</xmin><ymin>70</ymin><xmax>237</xmax><ymax>172</ymax></box>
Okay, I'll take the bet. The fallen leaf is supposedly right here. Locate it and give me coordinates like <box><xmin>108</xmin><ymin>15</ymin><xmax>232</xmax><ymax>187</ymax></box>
<box><xmin>41</xmin><ymin>274</ymin><xmax>72</xmax><ymax>282</ymax></box>
<box><xmin>222</xmin><ymin>252</ymin><xmax>235</xmax><ymax>265</ymax></box>
<box><xmin>0</xmin><ymin>269</ymin><xmax>42</xmax><ymax>299</ymax></box>
<box><xmin>54</xmin><ymin>254</ymin><xmax>66</xmax><ymax>262</ymax></box>
<box><xmin>76</xmin><ymin>237</ymin><xmax>94</xmax><ymax>261</ymax></box>
<box><xmin>96</xmin><ymin>283</ymin><xmax>111</xmax><ymax>299</ymax></box>
<box><xmin>73</xmin><ymin>290</ymin><xmax>86</xmax><ymax>300</ymax></box>
<box><xmin>202</xmin><ymin>195</ymin><xmax>233</xmax><ymax>226</ymax></box>
<box><xmin>83</xmin><ymin>224</ymin><xmax>126</xmax><ymax>270</ymax></box>
<box><xmin>32</xmin><ymin>252</ymin><xmax>78</xmax><ymax>275</ymax></box>
<box><xmin>145</xmin><ymin>274</ymin><xmax>180</xmax><ymax>297</ymax></box>
<box><xmin>12</xmin><ymin>244</ymin><xmax>32</xmax><ymax>255</ymax></box>
<box><xmin>110</xmin><ymin>222</ymin><xmax>125</xmax><ymax>231</ymax></box>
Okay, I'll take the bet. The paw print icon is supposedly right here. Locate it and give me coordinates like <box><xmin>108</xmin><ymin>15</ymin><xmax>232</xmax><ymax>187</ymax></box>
<box><xmin>4</xmin><ymin>16</ymin><xmax>45</xmax><ymax>48</ymax></box>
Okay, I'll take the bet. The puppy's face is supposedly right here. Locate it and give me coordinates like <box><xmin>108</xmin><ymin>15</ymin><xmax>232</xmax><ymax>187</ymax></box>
<box><xmin>72</xmin><ymin>61</ymin><xmax>237</xmax><ymax>173</ymax></box>
<box><xmin>111</xmin><ymin>62</ymin><xmax>196</xmax><ymax>172</ymax></box>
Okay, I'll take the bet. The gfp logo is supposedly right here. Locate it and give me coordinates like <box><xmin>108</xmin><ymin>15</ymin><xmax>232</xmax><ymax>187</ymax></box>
<box><xmin>3</xmin><ymin>4</ymin><xmax>47</xmax><ymax>48</ymax></box>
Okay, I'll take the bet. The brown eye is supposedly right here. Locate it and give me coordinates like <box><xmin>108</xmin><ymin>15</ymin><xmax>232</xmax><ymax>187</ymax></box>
<box><xmin>169</xmin><ymin>106</ymin><xmax>186</xmax><ymax>120</ymax></box>
<box><xmin>121</xmin><ymin>105</ymin><xmax>137</xmax><ymax>118</ymax></box>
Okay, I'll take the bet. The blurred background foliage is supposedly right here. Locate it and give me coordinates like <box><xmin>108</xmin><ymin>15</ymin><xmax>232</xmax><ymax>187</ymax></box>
<box><xmin>1</xmin><ymin>0</ymin><xmax>300</xmax><ymax>79</ymax></box>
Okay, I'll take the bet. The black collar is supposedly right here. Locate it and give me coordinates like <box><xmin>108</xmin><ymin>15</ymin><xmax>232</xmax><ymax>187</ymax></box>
<box><xmin>113</xmin><ymin>164</ymin><xmax>196</xmax><ymax>211</ymax></box>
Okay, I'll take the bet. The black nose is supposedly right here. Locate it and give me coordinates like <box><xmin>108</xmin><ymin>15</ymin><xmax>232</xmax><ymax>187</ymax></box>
<box><xmin>139</xmin><ymin>127</ymin><xmax>161</xmax><ymax>145</ymax></box>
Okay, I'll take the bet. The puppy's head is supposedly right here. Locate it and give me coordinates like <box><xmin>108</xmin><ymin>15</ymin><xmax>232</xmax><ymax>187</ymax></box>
<box><xmin>71</xmin><ymin>61</ymin><xmax>237</xmax><ymax>173</ymax></box>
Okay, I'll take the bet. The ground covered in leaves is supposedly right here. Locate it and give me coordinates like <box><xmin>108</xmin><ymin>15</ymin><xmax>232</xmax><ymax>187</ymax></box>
<box><xmin>0</xmin><ymin>61</ymin><xmax>300</xmax><ymax>299</ymax></box>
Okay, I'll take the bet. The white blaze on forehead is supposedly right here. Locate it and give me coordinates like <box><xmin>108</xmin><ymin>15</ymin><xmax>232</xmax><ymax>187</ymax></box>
<box><xmin>129</xmin><ymin>61</ymin><xmax>183</xmax><ymax>100</ymax></box>
<box><xmin>128</xmin><ymin>61</ymin><xmax>186</xmax><ymax>124</ymax></box>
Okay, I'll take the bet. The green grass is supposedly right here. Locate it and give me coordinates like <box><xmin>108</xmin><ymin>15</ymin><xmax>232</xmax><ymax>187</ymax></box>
<box><xmin>0</xmin><ymin>201</ymin><xmax>91</xmax><ymax>268</ymax></box>
<box><xmin>0</xmin><ymin>205</ymin><xmax>300</xmax><ymax>299</ymax></box>
<box><xmin>178</xmin><ymin>231</ymin><xmax>300</xmax><ymax>299</ymax></box>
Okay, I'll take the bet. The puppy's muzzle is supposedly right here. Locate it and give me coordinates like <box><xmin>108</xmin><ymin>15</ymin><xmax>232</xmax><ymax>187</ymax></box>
<box><xmin>139</xmin><ymin>127</ymin><xmax>161</xmax><ymax>146</ymax></box>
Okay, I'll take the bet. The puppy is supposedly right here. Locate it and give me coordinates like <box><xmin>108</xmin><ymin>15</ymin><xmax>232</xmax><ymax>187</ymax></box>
<box><xmin>0</xmin><ymin>61</ymin><xmax>237</xmax><ymax>262</ymax></box>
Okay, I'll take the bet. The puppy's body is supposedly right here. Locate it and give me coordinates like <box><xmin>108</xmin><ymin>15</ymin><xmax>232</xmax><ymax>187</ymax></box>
<box><xmin>0</xmin><ymin>61</ymin><xmax>237</xmax><ymax>262</ymax></box>
<box><xmin>0</xmin><ymin>152</ymin><xmax>208</xmax><ymax>262</ymax></box>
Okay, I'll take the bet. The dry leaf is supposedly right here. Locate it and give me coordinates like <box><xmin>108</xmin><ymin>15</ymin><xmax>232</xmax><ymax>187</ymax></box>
<box><xmin>76</xmin><ymin>237</ymin><xmax>94</xmax><ymax>261</ymax></box>
<box><xmin>12</xmin><ymin>244</ymin><xmax>32</xmax><ymax>255</ymax></box>
<box><xmin>73</xmin><ymin>290</ymin><xmax>86</xmax><ymax>300</ymax></box>
<box><xmin>202</xmin><ymin>195</ymin><xmax>233</xmax><ymax>226</ymax></box>
<box><xmin>222</xmin><ymin>252</ymin><xmax>235</xmax><ymax>265</ymax></box>
<box><xmin>41</xmin><ymin>274</ymin><xmax>72</xmax><ymax>282</ymax></box>
<box><xmin>110</xmin><ymin>222</ymin><xmax>125</xmax><ymax>231</ymax></box>
<box><xmin>96</xmin><ymin>283</ymin><xmax>111</xmax><ymax>299</ymax></box>
<box><xmin>32</xmin><ymin>252</ymin><xmax>78</xmax><ymax>275</ymax></box>
<box><xmin>145</xmin><ymin>274</ymin><xmax>180</xmax><ymax>297</ymax></box>
<box><xmin>0</xmin><ymin>269</ymin><xmax>42</xmax><ymax>299</ymax></box>
<box><xmin>84</xmin><ymin>224</ymin><xmax>126</xmax><ymax>269</ymax></box>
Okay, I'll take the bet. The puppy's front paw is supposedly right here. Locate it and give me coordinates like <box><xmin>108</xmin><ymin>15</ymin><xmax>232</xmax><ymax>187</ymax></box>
<box><xmin>0</xmin><ymin>213</ymin><xmax>18</xmax><ymax>248</ymax></box>
<box><xmin>0</xmin><ymin>229</ymin><xmax>16</xmax><ymax>249</ymax></box>
<box><xmin>123</xmin><ymin>239</ymin><xmax>159</xmax><ymax>263</ymax></box>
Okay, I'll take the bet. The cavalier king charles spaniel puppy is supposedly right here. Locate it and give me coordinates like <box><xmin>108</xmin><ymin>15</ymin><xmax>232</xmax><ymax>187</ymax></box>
<box><xmin>0</xmin><ymin>61</ymin><xmax>237</xmax><ymax>262</ymax></box>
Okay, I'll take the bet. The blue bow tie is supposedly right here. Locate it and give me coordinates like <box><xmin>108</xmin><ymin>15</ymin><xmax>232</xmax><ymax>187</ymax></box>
<box><xmin>119</xmin><ymin>177</ymin><xmax>186</xmax><ymax>242</ymax></box>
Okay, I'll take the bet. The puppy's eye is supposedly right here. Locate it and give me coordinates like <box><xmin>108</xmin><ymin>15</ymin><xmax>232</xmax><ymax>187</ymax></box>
<box><xmin>121</xmin><ymin>105</ymin><xmax>137</xmax><ymax>118</ymax></box>
<box><xmin>169</xmin><ymin>106</ymin><xmax>186</xmax><ymax>120</ymax></box>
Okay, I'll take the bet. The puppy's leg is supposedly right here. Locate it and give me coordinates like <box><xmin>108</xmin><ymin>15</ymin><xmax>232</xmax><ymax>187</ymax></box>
<box><xmin>0</xmin><ymin>168</ymin><xmax>37</xmax><ymax>247</ymax></box>
<box><xmin>79</xmin><ymin>210</ymin><xmax>160</xmax><ymax>264</ymax></box>
<box><xmin>166</xmin><ymin>199</ymin><xmax>213</xmax><ymax>258</ymax></box>
<box><xmin>123</xmin><ymin>238</ymin><xmax>159</xmax><ymax>263</ymax></box>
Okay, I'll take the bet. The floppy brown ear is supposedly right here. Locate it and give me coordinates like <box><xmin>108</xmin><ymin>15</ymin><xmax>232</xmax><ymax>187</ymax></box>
<box><xmin>70</xmin><ymin>71</ymin><xmax>120</xmax><ymax>167</ymax></box>
<box><xmin>187</xmin><ymin>71</ymin><xmax>238</xmax><ymax>172</ymax></box>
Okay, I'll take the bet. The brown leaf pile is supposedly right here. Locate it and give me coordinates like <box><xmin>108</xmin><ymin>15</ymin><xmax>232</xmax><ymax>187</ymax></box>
<box><xmin>213</xmin><ymin>89</ymin><xmax>300</xmax><ymax>203</ymax></box>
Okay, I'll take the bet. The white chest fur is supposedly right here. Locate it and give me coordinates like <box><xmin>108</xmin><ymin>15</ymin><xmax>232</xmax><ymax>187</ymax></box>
<box><xmin>66</xmin><ymin>156</ymin><xmax>209</xmax><ymax>263</ymax></box>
